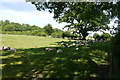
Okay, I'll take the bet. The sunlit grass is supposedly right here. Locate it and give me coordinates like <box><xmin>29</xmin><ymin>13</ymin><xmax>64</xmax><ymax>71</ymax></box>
<box><xmin>1</xmin><ymin>34</ymin><xmax>67</xmax><ymax>49</ymax></box>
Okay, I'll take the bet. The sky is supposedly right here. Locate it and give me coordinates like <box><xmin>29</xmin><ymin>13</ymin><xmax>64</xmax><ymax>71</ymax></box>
<box><xmin>0</xmin><ymin>0</ymin><xmax>67</xmax><ymax>30</ymax></box>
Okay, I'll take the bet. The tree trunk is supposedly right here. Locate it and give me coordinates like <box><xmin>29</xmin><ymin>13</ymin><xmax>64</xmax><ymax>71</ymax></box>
<box><xmin>82</xmin><ymin>35</ymin><xmax>86</xmax><ymax>40</ymax></box>
<box><xmin>110</xmin><ymin>32</ymin><xmax>120</xmax><ymax>78</ymax></box>
<box><xmin>111</xmin><ymin>56</ymin><xmax>120</xmax><ymax>78</ymax></box>
<box><xmin>82</xmin><ymin>32</ymin><xmax>88</xmax><ymax>40</ymax></box>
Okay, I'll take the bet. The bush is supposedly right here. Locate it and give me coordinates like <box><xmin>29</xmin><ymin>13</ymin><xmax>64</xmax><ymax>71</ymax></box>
<box><xmin>51</xmin><ymin>32</ymin><xmax>63</xmax><ymax>38</ymax></box>
<box><xmin>93</xmin><ymin>33</ymin><xmax>100</xmax><ymax>41</ymax></box>
<box><xmin>101</xmin><ymin>33</ymin><xmax>111</xmax><ymax>41</ymax></box>
<box><xmin>37</xmin><ymin>32</ymin><xmax>47</xmax><ymax>37</ymax></box>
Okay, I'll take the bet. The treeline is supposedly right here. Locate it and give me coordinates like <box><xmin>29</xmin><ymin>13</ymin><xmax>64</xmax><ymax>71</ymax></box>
<box><xmin>0</xmin><ymin>20</ymin><xmax>76</xmax><ymax>38</ymax></box>
<box><xmin>93</xmin><ymin>33</ymin><xmax>111</xmax><ymax>41</ymax></box>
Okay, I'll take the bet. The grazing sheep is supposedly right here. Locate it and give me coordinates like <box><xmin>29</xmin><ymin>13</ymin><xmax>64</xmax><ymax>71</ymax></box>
<box><xmin>76</xmin><ymin>48</ymin><xmax>79</xmax><ymax>50</ymax></box>
<box><xmin>2</xmin><ymin>47</ymin><xmax>16</xmax><ymax>52</ymax></box>
<box><xmin>76</xmin><ymin>40</ymin><xmax>80</xmax><ymax>43</ymax></box>
<box><xmin>61</xmin><ymin>42</ymin><xmax>69</xmax><ymax>48</ymax></box>
<box><xmin>62</xmin><ymin>44</ymin><xmax>68</xmax><ymax>47</ymax></box>
<box><xmin>44</xmin><ymin>48</ymin><xmax>55</xmax><ymax>51</ymax></box>
<box><xmin>75</xmin><ymin>44</ymin><xmax>79</xmax><ymax>47</ymax></box>
<box><xmin>44</xmin><ymin>48</ymin><xmax>50</xmax><ymax>51</ymax></box>
<box><xmin>2</xmin><ymin>46</ymin><xmax>9</xmax><ymax>51</ymax></box>
<box><xmin>8</xmin><ymin>47</ymin><xmax>16</xmax><ymax>52</ymax></box>
<box><xmin>57</xmin><ymin>49</ymin><xmax>63</xmax><ymax>53</ymax></box>
<box><xmin>72</xmin><ymin>43</ymin><xmax>76</xmax><ymax>45</ymax></box>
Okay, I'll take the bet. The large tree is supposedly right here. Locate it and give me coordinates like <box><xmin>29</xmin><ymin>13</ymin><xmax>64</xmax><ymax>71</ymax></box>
<box><xmin>31</xmin><ymin>2</ymin><xmax>110</xmax><ymax>40</ymax></box>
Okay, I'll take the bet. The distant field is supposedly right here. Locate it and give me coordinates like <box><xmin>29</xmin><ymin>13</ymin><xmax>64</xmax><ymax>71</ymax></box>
<box><xmin>1</xmin><ymin>34</ymin><xmax>67</xmax><ymax>49</ymax></box>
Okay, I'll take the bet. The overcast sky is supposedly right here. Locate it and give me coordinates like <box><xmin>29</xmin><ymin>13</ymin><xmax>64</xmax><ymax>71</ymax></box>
<box><xmin>0</xmin><ymin>0</ymin><xmax>67</xmax><ymax>30</ymax></box>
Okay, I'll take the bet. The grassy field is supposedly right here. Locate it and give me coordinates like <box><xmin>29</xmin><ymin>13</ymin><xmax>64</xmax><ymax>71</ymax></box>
<box><xmin>1</xmin><ymin>34</ymin><xmax>110</xmax><ymax>79</ymax></box>
<box><xmin>1</xmin><ymin>34</ymin><xmax>67</xmax><ymax>49</ymax></box>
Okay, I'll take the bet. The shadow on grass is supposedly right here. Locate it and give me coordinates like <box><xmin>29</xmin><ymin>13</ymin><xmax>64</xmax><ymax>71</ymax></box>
<box><xmin>1</xmin><ymin>41</ymin><xmax>110</xmax><ymax>79</ymax></box>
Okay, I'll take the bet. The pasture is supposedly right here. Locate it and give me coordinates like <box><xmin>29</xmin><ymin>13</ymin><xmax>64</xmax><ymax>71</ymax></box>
<box><xmin>1</xmin><ymin>34</ymin><xmax>66</xmax><ymax>49</ymax></box>
<box><xmin>1</xmin><ymin>34</ymin><xmax>110</xmax><ymax>79</ymax></box>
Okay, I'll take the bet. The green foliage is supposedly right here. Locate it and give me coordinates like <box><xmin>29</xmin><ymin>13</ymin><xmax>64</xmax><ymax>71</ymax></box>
<box><xmin>51</xmin><ymin>32</ymin><xmax>63</xmax><ymax>38</ymax></box>
<box><xmin>93</xmin><ymin>33</ymin><xmax>111</xmax><ymax>41</ymax></box>
<box><xmin>101</xmin><ymin>33</ymin><xmax>111</xmax><ymax>41</ymax></box>
<box><xmin>63</xmin><ymin>31</ymin><xmax>77</xmax><ymax>36</ymax></box>
<box><xmin>53</xmin><ymin>28</ymin><xmax>63</xmax><ymax>33</ymax></box>
<box><xmin>44</xmin><ymin>24</ymin><xmax>53</xmax><ymax>35</ymax></box>
<box><xmin>31</xmin><ymin>2</ymin><xmax>111</xmax><ymax>39</ymax></box>
<box><xmin>93</xmin><ymin>33</ymin><xmax>101</xmax><ymax>41</ymax></box>
<box><xmin>37</xmin><ymin>32</ymin><xmax>47</xmax><ymax>36</ymax></box>
<box><xmin>1</xmin><ymin>20</ymin><xmax>64</xmax><ymax>37</ymax></box>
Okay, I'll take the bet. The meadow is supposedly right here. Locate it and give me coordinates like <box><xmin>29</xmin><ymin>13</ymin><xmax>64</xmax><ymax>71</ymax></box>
<box><xmin>1</xmin><ymin>34</ymin><xmax>66</xmax><ymax>49</ymax></box>
<box><xmin>1</xmin><ymin>34</ymin><xmax>110</xmax><ymax>79</ymax></box>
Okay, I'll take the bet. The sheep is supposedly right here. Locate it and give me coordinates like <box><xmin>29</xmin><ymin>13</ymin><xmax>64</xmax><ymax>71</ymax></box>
<box><xmin>60</xmin><ymin>42</ymin><xmax>69</xmax><ymax>48</ymax></box>
<box><xmin>2</xmin><ymin>46</ymin><xmax>9</xmax><ymax>51</ymax></box>
<box><xmin>75</xmin><ymin>44</ymin><xmax>79</xmax><ymax>47</ymax></box>
<box><xmin>76</xmin><ymin>48</ymin><xmax>79</xmax><ymax>50</ymax></box>
<box><xmin>44</xmin><ymin>48</ymin><xmax>50</xmax><ymax>51</ymax></box>
<box><xmin>62</xmin><ymin>44</ymin><xmax>69</xmax><ymax>48</ymax></box>
<box><xmin>76</xmin><ymin>40</ymin><xmax>80</xmax><ymax>43</ymax></box>
<box><xmin>44</xmin><ymin>48</ymin><xmax>55</xmax><ymax>51</ymax></box>
<box><xmin>2</xmin><ymin>47</ymin><xmax>16</xmax><ymax>52</ymax></box>
<box><xmin>47</xmin><ymin>48</ymin><xmax>55</xmax><ymax>51</ymax></box>
<box><xmin>8</xmin><ymin>47</ymin><xmax>16</xmax><ymax>52</ymax></box>
<box><xmin>57</xmin><ymin>49</ymin><xmax>63</xmax><ymax>53</ymax></box>
<box><xmin>72</xmin><ymin>43</ymin><xmax>76</xmax><ymax>45</ymax></box>
<box><xmin>10</xmin><ymin>48</ymin><xmax>16</xmax><ymax>52</ymax></box>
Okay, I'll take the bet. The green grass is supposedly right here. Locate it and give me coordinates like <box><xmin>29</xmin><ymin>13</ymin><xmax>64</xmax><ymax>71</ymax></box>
<box><xmin>1</xmin><ymin>34</ymin><xmax>67</xmax><ymax>49</ymax></box>
<box><xmin>1</xmin><ymin>34</ymin><xmax>111</xmax><ymax>79</ymax></box>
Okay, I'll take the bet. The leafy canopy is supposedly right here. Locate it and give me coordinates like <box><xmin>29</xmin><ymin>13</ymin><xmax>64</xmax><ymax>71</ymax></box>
<box><xmin>31</xmin><ymin>2</ymin><xmax>111</xmax><ymax>39</ymax></box>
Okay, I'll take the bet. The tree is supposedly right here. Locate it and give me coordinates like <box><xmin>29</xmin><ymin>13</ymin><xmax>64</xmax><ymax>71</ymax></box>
<box><xmin>93</xmin><ymin>33</ymin><xmax>100</xmax><ymax>41</ymax></box>
<box><xmin>101</xmin><ymin>33</ymin><xmax>111</xmax><ymax>41</ymax></box>
<box><xmin>53</xmin><ymin>28</ymin><xmax>63</xmax><ymax>33</ymax></box>
<box><xmin>52</xmin><ymin>28</ymin><xmax>63</xmax><ymax>38</ymax></box>
<box><xmin>3</xmin><ymin>20</ymin><xmax>10</xmax><ymax>26</ymax></box>
<box><xmin>111</xmin><ymin>32</ymin><xmax>120</xmax><ymax>78</ymax></box>
<box><xmin>44</xmin><ymin>24</ymin><xmax>53</xmax><ymax>35</ymax></box>
<box><xmin>100</xmin><ymin>1</ymin><xmax>120</xmax><ymax>77</ymax></box>
<box><xmin>31</xmin><ymin>2</ymin><xmax>110</xmax><ymax>40</ymax></box>
<box><xmin>51</xmin><ymin>32</ymin><xmax>63</xmax><ymax>38</ymax></box>
<box><xmin>4</xmin><ymin>24</ymin><xmax>15</xmax><ymax>31</ymax></box>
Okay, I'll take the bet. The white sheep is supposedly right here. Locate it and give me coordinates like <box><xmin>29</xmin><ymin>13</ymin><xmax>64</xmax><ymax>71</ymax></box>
<box><xmin>57</xmin><ymin>49</ymin><xmax>63</xmax><ymax>53</ymax></box>
<box><xmin>76</xmin><ymin>48</ymin><xmax>79</xmax><ymax>50</ymax></box>
<box><xmin>8</xmin><ymin>47</ymin><xmax>16</xmax><ymax>52</ymax></box>
<box><xmin>44</xmin><ymin>48</ymin><xmax>55</xmax><ymax>51</ymax></box>
<box><xmin>73</xmin><ymin>43</ymin><xmax>76</xmax><ymax>45</ymax></box>
<box><xmin>2</xmin><ymin>46</ymin><xmax>9</xmax><ymax>50</ymax></box>
<box><xmin>61</xmin><ymin>42</ymin><xmax>68</xmax><ymax>47</ymax></box>
<box><xmin>75</xmin><ymin>44</ymin><xmax>79</xmax><ymax>47</ymax></box>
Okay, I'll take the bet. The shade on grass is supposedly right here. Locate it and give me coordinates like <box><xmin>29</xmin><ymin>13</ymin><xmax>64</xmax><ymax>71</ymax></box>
<box><xmin>1</xmin><ymin>39</ymin><xmax>110</xmax><ymax>79</ymax></box>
